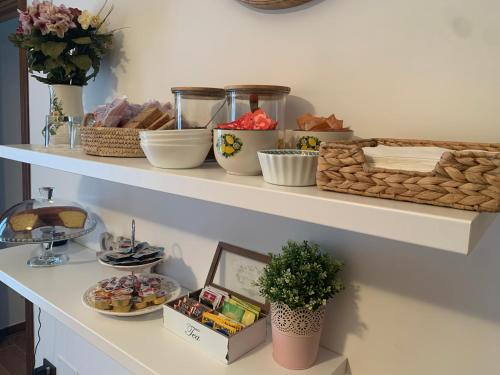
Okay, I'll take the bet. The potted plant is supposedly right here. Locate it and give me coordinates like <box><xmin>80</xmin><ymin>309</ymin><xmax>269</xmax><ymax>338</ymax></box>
<box><xmin>257</xmin><ymin>240</ymin><xmax>344</xmax><ymax>369</ymax></box>
<box><xmin>9</xmin><ymin>1</ymin><xmax>115</xmax><ymax>141</ymax></box>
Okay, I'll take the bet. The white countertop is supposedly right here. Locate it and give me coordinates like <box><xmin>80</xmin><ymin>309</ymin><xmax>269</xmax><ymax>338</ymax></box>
<box><xmin>0</xmin><ymin>242</ymin><xmax>347</xmax><ymax>375</ymax></box>
<box><xmin>1</xmin><ymin>144</ymin><xmax>495</xmax><ymax>254</ymax></box>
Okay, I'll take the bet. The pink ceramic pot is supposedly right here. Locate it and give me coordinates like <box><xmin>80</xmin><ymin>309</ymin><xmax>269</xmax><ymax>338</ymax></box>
<box><xmin>270</xmin><ymin>302</ymin><xmax>326</xmax><ymax>370</ymax></box>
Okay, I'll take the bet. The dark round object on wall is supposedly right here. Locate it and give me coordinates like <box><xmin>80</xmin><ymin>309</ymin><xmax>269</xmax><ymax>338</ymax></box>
<box><xmin>239</xmin><ymin>0</ymin><xmax>313</xmax><ymax>10</ymax></box>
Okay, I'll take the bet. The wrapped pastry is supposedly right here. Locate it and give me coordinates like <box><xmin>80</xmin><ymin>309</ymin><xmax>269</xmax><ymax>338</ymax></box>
<box><xmin>296</xmin><ymin>113</ymin><xmax>347</xmax><ymax>131</ymax></box>
<box><xmin>152</xmin><ymin>290</ymin><xmax>167</xmax><ymax>305</ymax></box>
<box><xmin>112</xmin><ymin>304</ymin><xmax>132</xmax><ymax>313</ymax></box>
<box><xmin>132</xmin><ymin>296</ymin><xmax>148</xmax><ymax>310</ymax></box>
<box><xmin>139</xmin><ymin>288</ymin><xmax>156</xmax><ymax>303</ymax></box>
<box><xmin>92</xmin><ymin>296</ymin><xmax>111</xmax><ymax>310</ymax></box>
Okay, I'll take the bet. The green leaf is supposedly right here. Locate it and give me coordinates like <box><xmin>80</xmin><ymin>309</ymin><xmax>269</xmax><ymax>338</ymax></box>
<box><xmin>40</xmin><ymin>41</ymin><xmax>67</xmax><ymax>58</ymax></box>
<box><xmin>69</xmin><ymin>55</ymin><xmax>92</xmax><ymax>71</ymax></box>
<box><xmin>72</xmin><ymin>37</ymin><xmax>92</xmax><ymax>45</ymax></box>
<box><xmin>31</xmin><ymin>74</ymin><xmax>52</xmax><ymax>84</ymax></box>
<box><xmin>45</xmin><ymin>58</ymin><xmax>63</xmax><ymax>71</ymax></box>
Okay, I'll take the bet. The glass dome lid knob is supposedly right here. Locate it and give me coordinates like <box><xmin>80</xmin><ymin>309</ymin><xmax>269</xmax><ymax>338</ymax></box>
<box><xmin>39</xmin><ymin>187</ymin><xmax>54</xmax><ymax>201</ymax></box>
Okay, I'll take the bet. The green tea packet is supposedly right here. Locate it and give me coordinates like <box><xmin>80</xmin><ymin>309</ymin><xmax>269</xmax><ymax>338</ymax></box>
<box><xmin>221</xmin><ymin>301</ymin><xmax>245</xmax><ymax>322</ymax></box>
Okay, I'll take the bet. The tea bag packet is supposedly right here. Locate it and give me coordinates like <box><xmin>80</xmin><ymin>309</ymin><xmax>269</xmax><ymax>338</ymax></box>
<box><xmin>201</xmin><ymin>312</ymin><xmax>244</xmax><ymax>336</ymax></box>
<box><xmin>199</xmin><ymin>286</ymin><xmax>228</xmax><ymax>309</ymax></box>
<box><xmin>221</xmin><ymin>297</ymin><xmax>260</xmax><ymax>326</ymax></box>
<box><xmin>106</xmin><ymin>252</ymin><xmax>132</xmax><ymax>261</ymax></box>
<box><xmin>173</xmin><ymin>297</ymin><xmax>212</xmax><ymax>319</ymax></box>
<box><xmin>221</xmin><ymin>302</ymin><xmax>245</xmax><ymax>322</ymax></box>
<box><xmin>132</xmin><ymin>247</ymin><xmax>162</xmax><ymax>260</ymax></box>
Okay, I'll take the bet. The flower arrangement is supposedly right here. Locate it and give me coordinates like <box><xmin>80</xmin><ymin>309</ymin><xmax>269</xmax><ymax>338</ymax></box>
<box><xmin>257</xmin><ymin>240</ymin><xmax>344</xmax><ymax>311</ymax></box>
<box><xmin>9</xmin><ymin>1</ymin><xmax>114</xmax><ymax>86</ymax></box>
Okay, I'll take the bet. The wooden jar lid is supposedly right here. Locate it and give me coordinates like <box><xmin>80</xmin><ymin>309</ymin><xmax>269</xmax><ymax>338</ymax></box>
<box><xmin>224</xmin><ymin>85</ymin><xmax>291</xmax><ymax>95</ymax></box>
<box><xmin>171</xmin><ymin>87</ymin><xmax>226</xmax><ymax>98</ymax></box>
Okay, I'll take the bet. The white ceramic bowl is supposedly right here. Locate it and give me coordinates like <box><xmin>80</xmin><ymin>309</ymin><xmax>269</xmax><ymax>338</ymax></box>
<box><xmin>140</xmin><ymin>142</ymin><xmax>211</xmax><ymax>169</ymax></box>
<box><xmin>140</xmin><ymin>129</ymin><xmax>210</xmax><ymax>139</ymax></box>
<box><xmin>214</xmin><ymin>129</ymin><xmax>279</xmax><ymax>175</ymax></box>
<box><xmin>141</xmin><ymin>139</ymin><xmax>212</xmax><ymax>146</ymax></box>
<box><xmin>258</xmin><ymin>149</ymin><xmax>319</xmax><ymax>186</ymax></box>
<box><xmin>140</xmin><ymin>132</ymin><xmax>211</xmax><ymax>139</ymax></box>
<box><xmin>291</xmin><ymin>130</ymin><xmax>353</xmax><ymax>151</ymax></box>
<box><xmin>140</xmin><ymin>134</ymin><xmax>211</xmax><ymax>141</ymax></box>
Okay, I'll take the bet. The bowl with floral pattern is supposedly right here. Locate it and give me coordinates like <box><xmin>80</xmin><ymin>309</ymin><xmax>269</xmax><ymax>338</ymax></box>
<box><xmin>214</xmin><ymin>129</ymin><xmax>279</xmax><ymax>175</ymax></box>
<box><xmin>291</xmin><ymin>130</ymin><xmax>353</xmax><ymax>151</ymax></box>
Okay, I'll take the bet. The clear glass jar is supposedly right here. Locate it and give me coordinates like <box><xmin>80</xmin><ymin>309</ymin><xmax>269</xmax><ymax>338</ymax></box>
<box><xmin>224</xmin><ymin>85</ymin><xmax>291</xmax><ymax>129</ymax></box>
<box><xmin>171</xmin><ymin>87</ymin><xmax>226</xmax><ymax>129</ymax></box>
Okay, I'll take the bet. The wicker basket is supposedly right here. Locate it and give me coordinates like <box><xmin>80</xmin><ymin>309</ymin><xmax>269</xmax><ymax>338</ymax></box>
<box><xmin>239</xmin><ymin>0</ymin><xmax>312</xmax><ymax>10</ymax></box>
<box><xmin>317</xmin><ymin>138</ymin><xmax>500</xmax><ymax>212</ymax></box>
<box><xmin>80</xmin><ymin>127</ymin><xmax>145</xmax><ymax>157</ymax></box>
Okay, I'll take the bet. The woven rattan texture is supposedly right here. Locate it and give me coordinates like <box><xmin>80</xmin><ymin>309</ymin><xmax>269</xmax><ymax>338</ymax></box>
<box><xmin>80</xmin><ymin>127</ymin><xmax>145</xmax><ymax>157</ymax></box>
<box><xmin>317</xmin><ymin>139</ymin><xmax>500</xmax><ymax>212</ymax></box>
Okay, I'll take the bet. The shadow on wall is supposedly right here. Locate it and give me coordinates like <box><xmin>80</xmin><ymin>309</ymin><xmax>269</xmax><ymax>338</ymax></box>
<box><xmin>84</xmin><ymin>31</ymin><xmax>128</xmax><ymax>112</ymax></box>
<box><xmin>285</xmin><ymin>95</ymin><xmax>315</xmax><ymax>129</ymax></box>
<box><xmin>160</xmin><ymin>242</ymin><xmax>197</xmax><ymax>290</ymax></box>
<box><xmin>73</xmin><ymin>175</ymin><xmax>500</xmax><ymax>353</ymax></box>
<box><xmin>322</xmin><ymin>278</ymin><xmax>367</xmax><ymax>354</ymax></box>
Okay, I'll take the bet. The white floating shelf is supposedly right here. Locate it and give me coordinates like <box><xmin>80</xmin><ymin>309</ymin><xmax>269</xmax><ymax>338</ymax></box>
<box><xmin>0</xmin><ymin>243</ymin><xmax>347</xmax><ymax>375</ymax></box>
<box><xmin>0</xmin><ymin>144</ymin><xmax>495</xmax><ymax>254</ymax></box>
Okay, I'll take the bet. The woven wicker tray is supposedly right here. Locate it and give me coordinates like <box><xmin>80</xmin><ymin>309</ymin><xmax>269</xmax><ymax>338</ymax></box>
<box><xmin>317</xmin><ymin>138</ymin><xmax>500</xmax><ymax>212</ymax></box>
<box><xmin>80</xmin><ymin>127</ymin><xmax>145</xmax><ymax>157</ymax></box>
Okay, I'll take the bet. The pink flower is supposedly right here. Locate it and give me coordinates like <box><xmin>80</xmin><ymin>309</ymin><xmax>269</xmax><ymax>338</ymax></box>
<box><xmin>24</xmin><ymin>1</ymin><xmax>76</xmax><ymax>38</ymax></box>
<box><xmin>68</xmin><ymin>7</ymin><xmax>81</xmax><ymax>20</ymax></box>
<box><xmin>17</xmin><ymin>9</ymin><xmax>33</xmax><ymax>35</ymax></box>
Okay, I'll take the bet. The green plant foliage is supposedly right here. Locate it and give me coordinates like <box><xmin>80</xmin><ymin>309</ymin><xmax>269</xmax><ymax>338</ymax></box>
<box><xmin>9</xmin><ymin>3</ymin><xmax>114</xmax><ymax>86</ymax></box>
<box><xmin>257</xmin><ymin>241</ymin><xmax>344</xmax><ymax>311</ymax></box>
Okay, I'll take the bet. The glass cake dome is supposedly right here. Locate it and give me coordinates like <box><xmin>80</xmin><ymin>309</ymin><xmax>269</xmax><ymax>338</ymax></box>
<box><xmin>0</xmin><ymin>187</ymin><xmax>96</xmax><ymax>267</ymax></box>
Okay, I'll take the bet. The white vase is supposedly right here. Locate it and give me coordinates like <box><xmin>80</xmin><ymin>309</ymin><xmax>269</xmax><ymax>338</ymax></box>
<box><xmin>49</xmin><ymin>84</ymin><xmax>84</xmax><ymax>145</ymax></box>
<box><xmin>50</xmin><ymin>84</ymin><xmax>84</xmax><ymax>118</ymax></box>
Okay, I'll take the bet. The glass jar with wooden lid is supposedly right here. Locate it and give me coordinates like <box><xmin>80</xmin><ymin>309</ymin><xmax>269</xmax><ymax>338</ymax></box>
<box><xmin>171</xmin><ymin>87</ymin><xmax>226</xmax><ymax>129</ymax></box>
<box><xmin>224</xmin><ymin>85</ymin><xmax>291</xmax><ymax>130</ymax></box>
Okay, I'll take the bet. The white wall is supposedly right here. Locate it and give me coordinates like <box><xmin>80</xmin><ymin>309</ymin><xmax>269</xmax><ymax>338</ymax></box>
<box><xmin>0</xmin><ymin>18</ymin><xmax>26</xmax><ymax>330</ymax></box>
<box><xmin>29</xmin><ymin>1</ymin><xmax>500</xmax><ymax>374</ymax></box>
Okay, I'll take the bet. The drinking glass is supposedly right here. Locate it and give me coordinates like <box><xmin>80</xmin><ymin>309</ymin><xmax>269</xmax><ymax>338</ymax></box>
<box><xmin>68</xmin><ymin>116</ymin><xmax>82</xmax><ymax>149</ymax></box>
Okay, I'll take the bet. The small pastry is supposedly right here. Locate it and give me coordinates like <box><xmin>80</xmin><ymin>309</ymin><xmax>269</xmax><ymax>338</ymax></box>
<box><xmin>92</xmin><ymin>297</ymin><xmax>111</xmax><ymax>310</ymax></box>
<box><xmin>139</xmin><ymin>288</ymin><xmax>156</xmax><ymax>303</ymax></box>
<box><xmin>147</xmin><ymin>112</ymin><xmax>172</xmax><ymax>130</ymax></box>
<box><xmin>113</xmin><ymin>287</ymin><xmax>133</xmax><ymax>296</ymax></box>
<box><xmin>122</xmin><ymin>107</ymin><xmax>162</xmax><ymax>129</ymax></box>
<box><xmin>113</xmin><ymin>304</ymin><xmax>132</xmax><ymax>313</ymax></box>
<box><xmin>132</xmin><ymin>296</ymin><xmax>148</xmax><ymax>310</ymax></box>
<box><xmin>152</xmin><ymin>290</ymin><xmax>167</xmax><ymax>305</ymax></box>
<box><xmin>94</xmin><ymin>290</ymin><xmax>111</xmax><ymax>299</ymax></box>
<box><xmin>111</xmin><ymin>294</ymin><xmax>131</xmax><ymax>307</ymax></box>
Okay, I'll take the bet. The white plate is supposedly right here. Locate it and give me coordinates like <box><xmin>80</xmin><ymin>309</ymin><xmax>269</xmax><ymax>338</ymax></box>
<box><xmin>82</xmin><ymin>273</ymin><xmax>181</xmax><ymax>317</ymax></box>
<box><xmin>98</xmin><ymin>254</ymin><xmax>167</xmax><ymax>273</ymax></box>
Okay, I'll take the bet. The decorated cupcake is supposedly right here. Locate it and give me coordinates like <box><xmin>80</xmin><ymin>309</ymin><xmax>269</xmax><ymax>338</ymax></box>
<box><xmin>132</xmin><ymin>296</ymin><xmax>148</xmax><ymax>310</ymax></box>
<box><xmin>92</xmin><ymin>296</ymin><xmax>111</xmax><ymax>310</ymax></box>
<box><xmin>153</xmin><ymin>290</ymin><xmax>167</xmax><ymax>305</ymax></box>
<box><xmin>139</xmin><ymin>287</ymin><xmax>156</xmax><ymax>303</ymax></box>
<box><xmin>111</xmin><ymin>293</ymin><xmax>131</xmax><ymax>307</ymax></box>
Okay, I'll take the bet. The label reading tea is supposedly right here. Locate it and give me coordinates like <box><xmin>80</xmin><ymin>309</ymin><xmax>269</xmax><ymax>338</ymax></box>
<box><xmin>185</xmin><ymin>324</ymin><xmax>200</xmax><ymax>341</ymax></box>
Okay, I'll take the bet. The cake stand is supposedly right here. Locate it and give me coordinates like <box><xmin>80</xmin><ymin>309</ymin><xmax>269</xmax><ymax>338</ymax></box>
<box><xmin>0</xmin><ymin>187</ymin><xmax>97</xmax><ymax>267</ymax></box>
